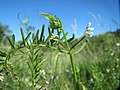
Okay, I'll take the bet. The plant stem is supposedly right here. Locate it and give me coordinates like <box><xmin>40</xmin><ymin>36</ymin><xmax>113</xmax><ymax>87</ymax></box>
<box><xmin>69</xmin><ymin>52</ymin><xmax>80</xmax><ymax>89</ymax></box>
<box><xmin>30</xmin><ymin>47</ymin><xmax>35</xmax><ymax>90</ymax></box>
<box><xmin>69</xmin><ymin>52</ymin><xmax>77</xmax><ymax>83</ymax></box>
<box><xmin>61</xmin><ymin>29</ymin><xmax>70</xmax><ymax>50</ymax></box>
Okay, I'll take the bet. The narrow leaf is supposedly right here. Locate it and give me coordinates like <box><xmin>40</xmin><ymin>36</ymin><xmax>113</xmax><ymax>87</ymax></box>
<box><xmin>52</xmin><ymin>28</ymin><xmax>54</xmax><ymax>33</ymax></box>
<box><xmin>44</xmin><ymin>27</ymin><xmax>51</xmax><ymax>45</ymax></box>
<box><xmin>60</xmin><ymin>32</ymin><xmax>68</xmax><ymax>41</ymax></box>
<box><xmin>33</xmin><ymin>30</ymin><xmax>39</xmax><ymax>43</ymax></box>
<box><xmin>70</xmin><ymin>35</ymin><xmax>86</xmax><ymax>50</ymax></box>
<box><xmin>48</xmin><ymin>27</ymin><xmax>51</xmax><ymax>35</ymax></box>
<box><xmin>0</xmin><ymin>59</ymin><xmax>4</xmax><ymax>62</ymax></box>
<box><xmin>34</xmin><ymin>54</ymin><xmax>38</xmax><ymax>61</ymax></box>
<box><xmin>34</xmin><ymin>72</ymin><xmax>39</xmax><ymax>79</ymax></box>
<box><xmin>58</xmin><ymin>40</ymin><xmax>67</xmax><ymax>50</ymax></box>
<box><xmin>20</xmin><ymin>28</ymin><xmax>25</xmax><ymax>46</ymax></box>
<box><xmin>0</xmin><ymin>59</ymin><xmax>4</xmax><ymax>64</ymax></box>
<box><xmin>7</xmin><ymin>37</ymin><xmax>15</xmax><ymax>49</ymax></box>
<box><xmin>74</xmin><ymin>40</ymin><xmax>87</xmax><ymax>54</ymax></box>
<box><xmin>0</xmin><ymin>51</ymin><xmax>7</xmax><ymax>57</ymax></box>
<box><xmin>27</xmin><ymin>62</ymin><xmax>32</xmax><ymax>73</ymax></box>
<box><xmin>67</xmin><ymin>34</ymin><xmax>75</xmax><ymax>43</ymax></box>
<box><xmin>40</xmin><ymin>25</ymin><xmax>45</xmax><ymax>42</ymax></box>
<box><xmin>12</xmin><ymin>34</ymin><xmax>15</xmax><ymax>44</ymax></box>
<box><xmin>32</xmin><ymin>33</ymin><xmax>34</xmax><ymax>43</ymax></box>
<box><xmin>25</xmin><ymin>32</ymin><xmax>31</xmax><ymax>42</ymax></box>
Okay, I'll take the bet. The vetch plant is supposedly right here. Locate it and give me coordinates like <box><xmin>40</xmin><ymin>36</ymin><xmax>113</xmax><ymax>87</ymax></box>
<box><xmin>39</xmin><ymin>11</ymin><xmax>94</xmax><ymax>89</ymax></box>
<box><xmin>0</xmin><ymin>11</ymin><xmax>94</xmax><ymax>90</ymax></box>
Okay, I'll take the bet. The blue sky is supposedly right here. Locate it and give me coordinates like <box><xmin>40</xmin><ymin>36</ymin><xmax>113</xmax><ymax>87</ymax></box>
<box><xmin>0</xmin><ymin>0</ymin><xmax>119</xmax><ymax>41</ymax></box>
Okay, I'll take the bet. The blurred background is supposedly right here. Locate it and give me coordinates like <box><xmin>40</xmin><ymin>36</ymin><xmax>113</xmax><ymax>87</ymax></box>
<box><xmin>0</xmin><ymin>0</ymin><xmax>119</xmax><ymax>42</ymax></box>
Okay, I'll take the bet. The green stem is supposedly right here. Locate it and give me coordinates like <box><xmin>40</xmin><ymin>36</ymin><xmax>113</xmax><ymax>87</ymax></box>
<box><xmin>69</xmin><ymin>52</ymin><xmax>77</xmax><ymax>83</ymax></box>
<box><xmin>61</xmin><ymin>29</ymin><xmax>70</xmax><ymax>50</ymax></box>
<box><xmin>30</xmin><ymin>47</ymin><xmax>35</xmax><ymax>90</ymax></box>
<box><xmin>69</xmin><ymin>52</ymin><xmax>80</xmax><ymax>89</ymax></box>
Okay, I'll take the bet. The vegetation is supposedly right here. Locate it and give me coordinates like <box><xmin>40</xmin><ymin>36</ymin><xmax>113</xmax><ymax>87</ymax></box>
<box><xmin>0</xmin><ymin>23</ymin><xmax>12</xmax><ymax>45</ymax></box>
<box><xmin>0</xmin><ymin>12</ymin><xmax>120</xmax><ymax>90</ymax></box>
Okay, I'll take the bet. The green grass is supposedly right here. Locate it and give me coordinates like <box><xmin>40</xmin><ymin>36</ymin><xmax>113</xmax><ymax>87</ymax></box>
<box><xmin>0</xmin><ymin>30</ymin><xmax>120</xmax><ymax>90</ymax></box>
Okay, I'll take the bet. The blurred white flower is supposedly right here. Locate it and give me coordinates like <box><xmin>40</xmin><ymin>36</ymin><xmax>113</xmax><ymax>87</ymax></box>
<box><xmin>111</xmin><ymin>52</ymin><xmax>114</xmax><ymax>56</ymax></box>
<box><xmin>90</xmin><ymin>78</ymin><xmax>93</xmax><ymax>82</ymax></box>
<box><xmin>0</xmin><ymin>75</ymin><xmax>4</xmax><ymax>81</ymax></box>
<box><xmin>89</xmin><ymin>27</ymin><xmax>94</xmax><ymax>30</ymax></box>
<box><xmin>50</xmin><ymin>33</ymin><xmax>59</xmax><ymax>40</ymax></box>
<box><xmin>45</xmin><ymin>81</ymin><xmax>49</xmax><ymax>85</ymax></box>
<box><xmin>85</xmin><ymin>31</ymin><xmax>93</xmax><ymax>37</ymax></box>
<box><xmin>116</xmin><ymin>43</ymin><xmax>120</xmax><ymax>46</ymax></box>
<box><xmin>88</xmin><ymin>22</ymin><xmax>92</xmax><ymax>27</ymax></box>
<box><xmin>40</xmin><ymin>69</ymin><xmax>46</xmax><ymax>75</ymax></box>
<box><xmin>35</xmin><ymin>84</ymin><xmax>41</xmax><ymax>89</ymax></box>
<box><xmin>116</xmin><ymin>58</ymin><xmax>119</xmax><ymax>62</ymax></box>
<box><xmin>23</xmin><ymin>17</ymin><xmax>28</xmax><ymax>25</ymax></box>
<box><xmin>51</xmin><ymin>75</ymin><xmax>54</xmax><ymax>80</ymax></box>
<box><xmin>65</xmin><ymin>69</ymin><xmax>69</xmax><ymax>73</ymax></box>
<box><xmin>106</xmin><ymin>69</ymin><xmax>110</xmax><ymax>73</ymax></box>
<box><xmin>85</xmin><ymin>22</ymin><xmax>94</xmax><ymax>37</ymax></box>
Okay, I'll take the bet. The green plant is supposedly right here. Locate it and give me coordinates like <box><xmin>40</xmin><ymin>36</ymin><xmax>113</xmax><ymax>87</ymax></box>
<box><xmin>0</xmin><ymin>11</ymin><xmax>94</xmax><ymax>90</ymax></box>
<box><xmin>39</xmin><ymin>11</ymin><xmax>94</xmax><ymax>89</ymax></box>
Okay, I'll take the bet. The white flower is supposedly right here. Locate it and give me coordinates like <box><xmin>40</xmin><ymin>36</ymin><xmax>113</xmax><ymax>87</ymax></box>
<box><xmin>106</xmin><ymin>69</ymin><xmax>110</xmax><ymax>73</ymax></box>
<box><xmin>90</xmin><ymin>78</ymin><xmax>93</xmax><ymax>82</ymax></box>
<box><xmin>85</xmin><ymin>22</ymin><xmax>94</xmax><ymax>37</ymax></box>
<box><xmin>51</xmin><ymin>75</ymin><xmax>54</xmax><ymax>80</ymax></box>
<box><xmin>116</xmin><ymin>58</ymin><xmax>119</xmax><ymax>62</ymax></box>
<box><xmin>85</xmin><ymin>31</ymin><xmax>93</xmax><ymax>37</ymax></box>
<box><xmin>65</xmin><ymin>69</ymin><xmax>69</xmax><ymax>73</ymax></box>
<box><xmin>50</xmin><ymin>33</ymin><xmax>59</xmax><ymax>40</ymax></box>
<box><xmin>0</xmin><ymin>75</ymin><xmax>4</xmax><ymax>81</ymax></box>
<box><xmin>88</xmin><ymin>22</ymin><xmax>92</xmax><ymax>27</ymax></box>
<box><xmin>111</xmin><ymin>52</ymin><xmax>114</xmax><ymax>56</ymax></box>
<box><xmin>89</xmin><ymin>27</ymin><xmax>94</xmax><ymax>30</ymax></box>
<box><xmin>23</xmin><ymin>17</ymin><xmax>28</xmax><ymax>25</ymax></box>
<box><xmin>40</xmin><ymin>69</ymin><xmax>46</xmax><ymax>75</ymax></box>
<box><xmin>116</xmin><ymin>43</ymin><xmax>120</xmax><ymax>46</ymax></box>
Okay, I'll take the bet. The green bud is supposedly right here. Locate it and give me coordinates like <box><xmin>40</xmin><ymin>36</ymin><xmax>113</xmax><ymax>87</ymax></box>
<box><xmin>39</xmin><ymin>11</ymin><xmax>63</xmax><ymax>30</ymax></box>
